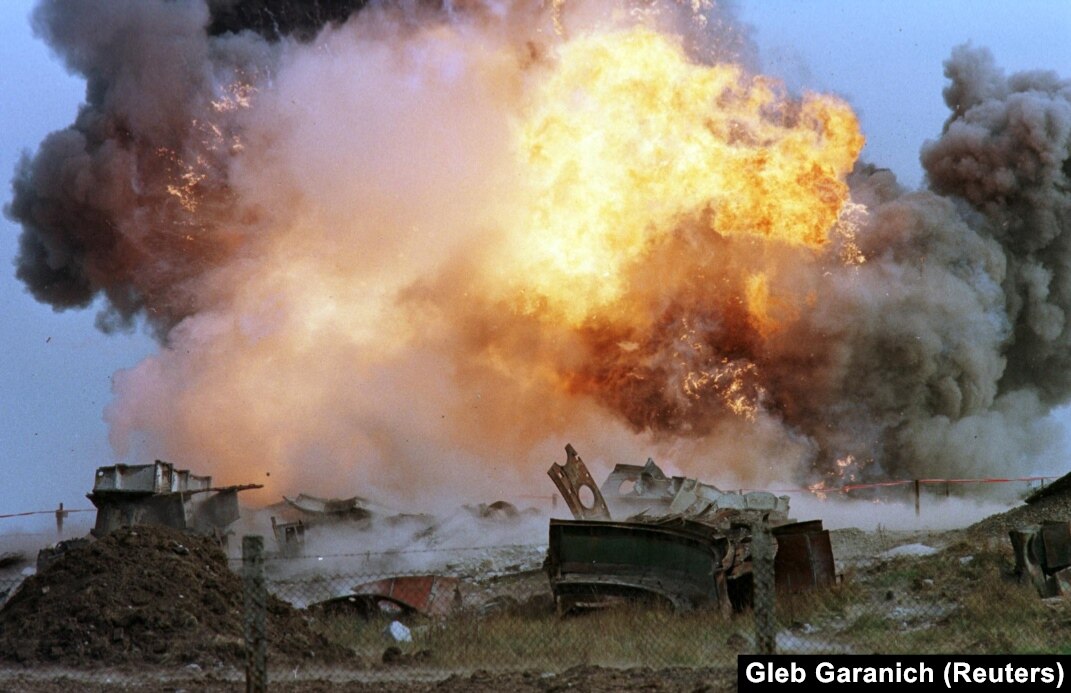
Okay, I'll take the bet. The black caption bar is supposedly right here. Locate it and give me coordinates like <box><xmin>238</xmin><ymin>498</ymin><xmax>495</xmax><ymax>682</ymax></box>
<box><xmin>739</xmin><ymin>655</ymin><xmax>1070</xmax><ymax>692</ymax></box>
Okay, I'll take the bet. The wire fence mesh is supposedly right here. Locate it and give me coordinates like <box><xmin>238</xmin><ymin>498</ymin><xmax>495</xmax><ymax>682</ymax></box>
<box><xmin>224</xmin><ymin>527</ymin><xmax>1071</xmax><ymax>688</ymax></box>
<box><xmin>2</xmin><ymin>522</ymin><xmax>1071</xmax><ymax>690</ymax></box>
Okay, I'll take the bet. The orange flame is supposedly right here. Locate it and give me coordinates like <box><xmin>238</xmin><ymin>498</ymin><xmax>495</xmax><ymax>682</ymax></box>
<box><xmin>494</xmin><ymin>27</ymin><xmax>864</xmax><ymax>327</ymax></box>
<box><xmin>108</xmin><ymin>14</ymin><xmax>871</xmax><ymax>500</ymax></box>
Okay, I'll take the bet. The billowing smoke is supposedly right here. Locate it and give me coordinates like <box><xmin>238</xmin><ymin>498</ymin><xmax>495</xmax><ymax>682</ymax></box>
<box><xmin>6</xmin><ymin>0</ymin><xmax>1071</xmax><ymax>507</ymax></box>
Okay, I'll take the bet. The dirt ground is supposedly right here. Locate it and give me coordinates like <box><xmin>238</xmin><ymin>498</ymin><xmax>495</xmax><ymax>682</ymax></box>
<box><xmin>0</xmin><ymin>522</ymin><xmax>737</xmax><ymax>692</ymax></box>
<box><xmin>0</xmin><ymin>664</ymin><xmax>737</xmax><ymax>692</ymax></box>
<box><xmin>0</xmin><ymin>525</ymin><xmax>348</xmax><ymax>669</ymax></box>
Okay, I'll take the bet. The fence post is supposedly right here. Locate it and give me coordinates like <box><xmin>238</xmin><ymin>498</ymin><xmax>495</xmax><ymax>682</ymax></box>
<box><xmin>55</xmin><ymin>503</ymin><xmax>68</xmax><ymax>538</ymax></box>
<box><xmin>242</xmin><ymin>535</ymin><xmax>267</xmax><ymax>693</ymax></box>
<box><xmin>751</xmin><ymin>519</ymin><xmax>776</xmax><ymax>654</ymax></box>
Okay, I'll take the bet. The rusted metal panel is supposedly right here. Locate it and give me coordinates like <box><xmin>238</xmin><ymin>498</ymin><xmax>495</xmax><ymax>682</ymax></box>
<box><xmin>1040</xmin><ymin>521</ymin><xmax>1071</xmax><ymax>572</ymax></box>
<box><xmin>547</xmin><ymin>444</ymin><xmax>611</xmax><ymax>521</ymax></box>
<box><xmin>1010</xmin><ymin>526</ymin><xmax>1052</xmax><ymax>596</ymax></box>
<box><xmin>1054</xmin><ymin>567</ymin><xmax>1071</xmax><ymax>596</ymax></box>
<box><xmin>546</xmin><ymin>518</ymin><xmax>730</xmax><ymax>613</ymax></box>
<box><xmin>771</xmin><ymin>520</ymin><xmax>836</xmax><ymax>592</ymax></box>
<box><xmin>350</xmin><ymin>575</ymin><xmax>462</xmax><ymax>617</ymax></box>
<box><xmin>1010</xmin><ymin>523</ymin><xmax>1071</xmax><ymax>598</ymax></box>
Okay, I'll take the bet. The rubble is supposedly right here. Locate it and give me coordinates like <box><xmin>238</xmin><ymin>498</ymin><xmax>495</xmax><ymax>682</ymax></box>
<box><xmin>86</xmin><ymin>460</ymin><xmax>261</xmax><ymax>541</ymax></box>
<box><xmin>547</xmin><ymin>445</ymin><xmax>612</xmax><ymax>521</ymax></box>
<box><xmin>310</xmin><ymin>575</ymin><xmax>464</xmax><ymax>620</ymax></box>
<box><xmin>545</xmin><ymin>444</ymin><xmax>835</xmax><ymax>614</ymax></box>
<box><xmin>268</xmin><ymin>494</ymin><xmax>381</xmax><ymax>555</ymax></box>
<box><xmin>598</xmin><ymin>455</ymin><xmax>790</xmax><ymax>520</ymax></box>
<box><xmin>1010</xmin><ymin>521</ymin><xmax>1071</xmax><ymax>598</ymax></box>
<box><xmin>35</xmin><ymin>537</ymin><xmax>91</xmax><ymax>572</ymax></box>
<box><xmin>352</xmin><ymin>575</ymin><xmax>463</xmax><ymax>618</ymax></box>
<box><xmin>281</xmin><ymin>494</ymin><xmax>375</xmax><ymax>522</ymax></box>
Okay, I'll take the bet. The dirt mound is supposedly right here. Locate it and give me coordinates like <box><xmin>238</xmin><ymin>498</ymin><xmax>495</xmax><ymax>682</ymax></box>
<box><xmin>965</xmin><ymin>491</ymin><xmax>1071</xmax><ymax>540</ymax></box>
<box><xmin>0</xmin><ymin>525</ymin><xmax>350</xmax><ymax>668</ymax></box>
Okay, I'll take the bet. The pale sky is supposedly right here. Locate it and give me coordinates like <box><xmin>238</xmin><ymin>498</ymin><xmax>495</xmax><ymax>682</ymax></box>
<box><xmin>1</xmin><ymin>0</ymin><xmax>1069</xmax><ymax>534</ymax></box>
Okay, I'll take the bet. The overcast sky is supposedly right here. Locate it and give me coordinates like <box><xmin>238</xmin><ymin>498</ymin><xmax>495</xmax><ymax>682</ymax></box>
<box><xmin>1</xmin><ymin>0</ymin><xmax>1068</xmax><ymax>532</ymax></box>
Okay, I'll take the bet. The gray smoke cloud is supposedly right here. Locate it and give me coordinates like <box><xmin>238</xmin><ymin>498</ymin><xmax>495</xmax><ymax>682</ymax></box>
<box><xmin>5</xmin><ymin>0</ymin><xmax>1071</xmax><ymax>503</ymax></box>
<box><xmin>923</xmin><ymin>45</ymin><xmax>1071</xmax><ymax>402</ymax></box>
<box><xmin>7</xmin><ymin>0</ymin><xmax>280</xmax><ymax>335</ymax></box>
<box><xmin>745</xmin><ymin>41</ymin><xmax>1071</xmax><ymax>482</ymax></box>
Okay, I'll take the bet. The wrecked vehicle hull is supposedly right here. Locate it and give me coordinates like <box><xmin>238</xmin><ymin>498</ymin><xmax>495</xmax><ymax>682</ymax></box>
<box><xmin>545</xmin><ymin>444</ymin><xmax>837</xmax><ymax>614</ymax></box>
<box><xmin>546</xmin><ymin>518</ymin><xmax>731</xmax><ymax>614</ymax></box>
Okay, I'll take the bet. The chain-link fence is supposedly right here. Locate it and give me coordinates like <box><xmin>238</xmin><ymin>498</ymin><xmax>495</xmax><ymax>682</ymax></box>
<box><xmin>242</xmin><ymin>526</ymin><xmax>1071</xmax><ymax>688</ymax></box>
<box><xmin>2</xmin><ymin>522</ymin><xmax>1070</xmax><ymax>691</ymax></box>
<box><xmin>220</xmin><ymin>523</ymin><xmax>1071</xmax><ymax>689</ymax></box>
<box><xmin>238</xmin><ymin>535</ymin><xmax>748</xmax><ymax>691</ymax></box>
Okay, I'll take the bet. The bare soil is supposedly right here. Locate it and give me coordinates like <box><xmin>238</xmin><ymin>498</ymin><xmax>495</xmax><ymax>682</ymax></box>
<box><xmin>0</xmin><ymin>664</ymin><xmax>736</xmax><ymax>692</ymax></box>
<box><xmin>0</xmin><ymin>525</ymin><xmax>348</xmax><ymax>669</ymax></box>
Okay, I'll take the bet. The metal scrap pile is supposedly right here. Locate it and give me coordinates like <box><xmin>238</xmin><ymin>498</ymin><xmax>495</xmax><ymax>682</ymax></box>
<box><xmin>1010</xmin><ymin>521</ymin><xmax>1071</xmax><ymax>598</ymax></box>
<box><xmin>545</xmin><ymin>444</ymin><xmax>835</xmax><ymax>614</ymax></box>
<box><xmin>86</xmin><ymin>460</ymin><xmax>260</xmax><ymax>541</ymax></box>
<box><xmin>268</xmin><ymin>493</ymin><xmax>380</xmax><ymax>556</ymax></box>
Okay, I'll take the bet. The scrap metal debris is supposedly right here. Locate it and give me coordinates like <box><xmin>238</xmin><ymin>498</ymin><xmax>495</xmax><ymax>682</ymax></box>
<box><xmin>1010</xmin><ymin>521</ymin><xmax>1071</xmax><ymax>597</ymax></box>
<box><xmin>270</xmin><ymin>516</ymin><xmax>306</xmax><ymax>557</ymax></box>
<box><xmin>86</xmin><ymin>460</ymin><xmax>261</xmax><ymax>540</ymax></box>
<box><xmin>545</xmin><ymin>517</ymin><xmax>734</xmax><ymax>614</ymax></box>
<box><xmin>309</xmin><ymin>575</ymin><xmax>463</xmax><ymax>620</ymax></box>
<box><xmin>269</xmin><ymin>494</ymin><xmax>376</xmax><ymax>555</ymax></box>
<box><xmin>352</xmin><ymin>575</ymin><xmax>463</xmax><ymax>618</ymax></box>
<box><xmin>547</xmin><ymin>444</ymin><xmax>611</xmax><ymax>521</ymax></box>
<box><xmin>598</xmin><ymin>457</ymin><xmax>790</xmax><ymax>520</ymax></box>
<box><xmin>282</xmin><ymin>494</ymin><xmax>374</xmax><ymax>522</ymax></box>
<box><xmin>545</xmin><ymin>444</ymin><xmax>836</xmax><ymax>614</ymax></box>
<box><xmin>772</xmin><ymin>520</ymin><xmax>836</xmax><ymax>593</ymax></box>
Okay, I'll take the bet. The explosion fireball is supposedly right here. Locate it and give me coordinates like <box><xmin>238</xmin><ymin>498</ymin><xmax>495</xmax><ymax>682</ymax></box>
<box><xmin>7</xmin><ymin>0</ymin><xmax>1071</xmax><ymax>506</ymax></box>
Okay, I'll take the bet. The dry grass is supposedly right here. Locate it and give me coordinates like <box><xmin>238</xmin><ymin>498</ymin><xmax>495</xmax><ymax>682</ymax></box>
<box><xmin>310</xmin><ymin>601</ymin><xmax>753</xmax><ymax>670</ymax></box>
<box><xmin>301</xmin><ymin>535</ymin><xmax>1071</xmax><ymax>670</ymax></box>
<box><xmin>774</xmin><ymin>537</ymin><xmax>1071</xmax><ymax>655</ymax></box>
